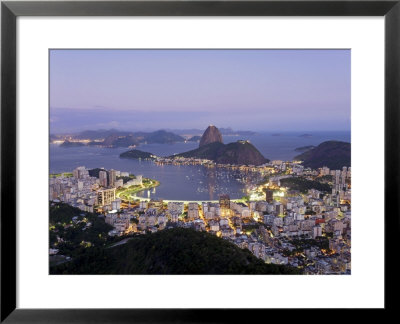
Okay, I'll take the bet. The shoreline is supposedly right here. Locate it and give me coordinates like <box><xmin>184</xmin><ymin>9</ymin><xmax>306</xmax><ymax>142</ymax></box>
<box><xmin>116</xmin><ymin>178</ymin><xmax>160</xmax><ymax>202</ymax></box>
<box><xmin>127</xmin><ymin>194</ymin><xmax>248</xmax><ymax>204</ymax></box>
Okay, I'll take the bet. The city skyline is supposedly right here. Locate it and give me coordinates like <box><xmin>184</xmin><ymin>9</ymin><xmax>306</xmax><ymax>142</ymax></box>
<box><xmin>50</xmin><ymin>49</ymin><xmax>351</xmax><ymax>133</ymax></box>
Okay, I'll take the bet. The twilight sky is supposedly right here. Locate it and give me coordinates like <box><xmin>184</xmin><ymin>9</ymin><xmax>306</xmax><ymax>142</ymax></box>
<box><xmin>50</xmin><ymin>49</ymin><xmax>350</xmax><ymax>133</ymax></box>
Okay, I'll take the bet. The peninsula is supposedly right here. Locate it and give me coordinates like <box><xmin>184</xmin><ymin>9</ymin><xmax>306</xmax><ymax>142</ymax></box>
<box><xmin>171</xmin><ymin>125</ymin><xmax>269</xmax><ymax>166</ymax></box>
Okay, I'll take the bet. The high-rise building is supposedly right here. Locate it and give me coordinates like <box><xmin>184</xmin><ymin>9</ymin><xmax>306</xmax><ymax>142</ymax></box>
<box><xmin>97</xmin><ymin>188</ymin><xmax>116</xmax><ymax>206</ymax></box>
<box><xmin>108</xmin><ymin>169</ymin><xmax>116</xmax><ymax>187</ymax></box>
<box><xmin>112</xmin><ymin>198</ymin><xmax>121</xmax><ymax>211</ymax></box>
<box><xmin>320</xmin><ymin>166</ymin><xmax>330</xmax><ymax>176</ymax></box>
<box><xmin>219</xmin><ymin>194</ymin><xmax>230</xmax><ymax>209</ymax></box>
<box><xmin>168</xmin><ymin>202</ymin><xmax>184</xmax><ymax>214</ymax></box>
<box><xmin>313</xmin><ymin>225</ymin><xmax>323</xmax><ymax>239</ymax></box>
<box><xmin>77</xmin><ymin>180</ymin><xmax>84</xmax><ymax>191</ymax></box>
<box><xmin>265</xmin><ymin>189</ymin><xmax>274</xmax><ymax>203</ymax></box>
<box><xmin>115</xmin><ymin>178</ymin><xmax>124</xmax><ymax>188</ymax></box>
<box><xmin>73</xmin><ymin>166</ymin><xmax>89</xmax><ymax>179</ymax></box>
<box><xmin>334</xmin><ymin>170</ymin><xmax>341</xmax><ymax>191</ymax></box>
<box><xmin>99</xmin><ymin>170</ymin><xmax>108</xmax><ymax>187</ymax></box>
<box><xmin>149</xmin><ymin>199</ymin><xmax>163</xmax><ymax>210</ymax></box>
<box><xmin>188</xmin><ymin>202</ymin><xmax>199</xmax><ymax>220</ymax></box>
<box><xmin>275</xmin><ymin>203</ymin><xmax>284</xmax><ymax>216</ymax></box>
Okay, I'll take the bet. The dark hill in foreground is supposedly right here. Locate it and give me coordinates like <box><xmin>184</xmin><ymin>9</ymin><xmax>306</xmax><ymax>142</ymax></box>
<box><xmin>50</xmin><ymin>228</ymin><xmax>300</xmax><ymax>274</ymax></box>
<box><xmin>172</xmin><ymin>141</ymin><xmax>269</xmax><ymax>166</ymax></box>
<box><xmin>294</xmin><ymin>141</ymin><xmax>350</xmax><ymax>170</ymax></box>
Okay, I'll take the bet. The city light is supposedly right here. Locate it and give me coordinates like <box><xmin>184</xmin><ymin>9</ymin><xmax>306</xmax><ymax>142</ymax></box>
<box><xmin>50</xmin><ymin>160</ymin><xmax>351</xmax><ymax>275</ymax></box>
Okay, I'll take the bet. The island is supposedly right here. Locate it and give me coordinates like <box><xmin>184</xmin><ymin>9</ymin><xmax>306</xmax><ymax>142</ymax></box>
<box><xmin>100</xmin><ymin>134</ymin><xmax>139</xmax><ymax>147</ymax></box>
<box><xmin>119</xmin><ymin>149</ymin><xmax>157</xmax><ymax>160</ymax></box>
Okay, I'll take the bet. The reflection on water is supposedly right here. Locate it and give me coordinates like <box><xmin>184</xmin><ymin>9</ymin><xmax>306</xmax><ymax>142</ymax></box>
<box><xmin>207</xmin><ymin>168</ymin><xmax>215</xmax><ymax>200</ymax></box>
<box><xmin>50</xmin><ymin>144</ymin><xmax>260</xmax><ymax>200</ymax></box>
<box><xmin>49</xmin><ymin>131</ymin><xmax>350</xmax><ymax>201</ymax></box>
<box><xmin>133</xmin><ymin>164</ymin><xmax>261</xmax><ymax>201</ymax></box>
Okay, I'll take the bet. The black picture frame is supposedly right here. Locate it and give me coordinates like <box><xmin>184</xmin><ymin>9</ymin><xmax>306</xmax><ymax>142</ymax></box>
<box><xmin>1</xmin><ymin>0</ymin><xmax>398</xmax><ymax>322</ymax></box>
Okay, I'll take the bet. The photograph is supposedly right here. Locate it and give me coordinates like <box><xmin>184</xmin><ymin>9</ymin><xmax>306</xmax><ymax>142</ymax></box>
<box><xmin>48</xmin><ymin>49</ymin><xmax>351</xmax><ymax>275</ymax></box>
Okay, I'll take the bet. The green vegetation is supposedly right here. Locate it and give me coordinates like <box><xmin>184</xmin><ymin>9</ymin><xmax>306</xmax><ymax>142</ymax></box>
<box><xmin>305</xmin><ymin>209</ymin><xmax>316</xmax><ymax>215</ymax></box>
<box><xmin>179</xmin><ymin>212</ymin><xmax>188</xmax><ymax>221</ymax></box>
<box><xmin>294</xmin><ymin>141</ymin><xmax>350</xmax><ymax>170</ymax></box>
<box><xmin>318</xmin><ymin>175</ymin><xmax>333</xmax><ymax>183</ymax></box>
<box><xmin>142</xmin><ymin>178</ymin><xmax>154</xmax><ymax>185</ymax></box>
<box><xmin>257</xmin><ymin>176</ymin><xmax>270</xmax><ymax>186</ymax></box>
<box><xmin>49</xmin><ymin>172</ymin><xmax>73</xmax><ymax>178</ymax></box>
<box><xmin>51</xmin><ymin>228</ymin><xmax>301</xmax><ymax>274</ymax></box>
<box><xmin>88</xmin><ymin>168</ymin><xmax>106</xmax><ymax>178</ymax></box>
<box><xmin>282</xmin><ymin>237</ymin><xmax>331</xmax><ymax>257</ymax></box>
<box><xmin>173</xmin><ymin>140</ymin><xmax>269</xmax><ymax>166</ymax></box>
<box><xmin>280</xmin><ymin>177</ymin><xmax>331</xmax><ymax>193</ymax></box>
<box><xmin>290</xmin><ymin>237</ymin><xmax>331</xmax><ymax>252</ymax></box>
<box><xmin>59</xmin><ymin>140</ymin><xmax>85</xmax><ymax>148</ymax></box>
<box><xmin>282</xmin><ymin>247</ymin><xmax>304</xmax><ymax>257</ymax></box>
<box><xmin>242</xmin><ymin>224</ymin><xmax>262</xmax><ymax>235</ymax></box>
<box><xmin>120</xmin><ymin>149</ymin><xmax>156</xmax><ymax>160</ymax></box>
<box><xmin>173</xmin><ymin>141</ymin><xmax>224</xmax><ymax>160</ymax></box>
<box><xmin>116</xmin><ymin>178</ymin><xmax>160</xmax><ymax>201</ymax></box>
<box><xmin>49</xmin><ymin>202</ymin><xmax>115</xmax><ymax>259</ymax></box>
<box><xmin>116</xmin><ymin>174</ymin><xmax>136</xmax><ymax>184</ymax></box>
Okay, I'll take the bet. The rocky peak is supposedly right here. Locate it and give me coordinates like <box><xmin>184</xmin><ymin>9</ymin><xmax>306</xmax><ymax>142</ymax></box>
<box><xmin>199</xmin><ymin>125</ymin><xmax>223</xmax><ymax>147</ymax></box>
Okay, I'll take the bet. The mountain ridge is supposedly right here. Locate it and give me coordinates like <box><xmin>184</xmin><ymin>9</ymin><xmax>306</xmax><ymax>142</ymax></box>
<box><xmin>294</xmin><ymin>140</ymin><xmax>350</xmax><ymax>169</ymax></box>
<box><xmin>172</xmin><ymin>140</ymin><xmax>269</xmax><ymax>166</ymax></box>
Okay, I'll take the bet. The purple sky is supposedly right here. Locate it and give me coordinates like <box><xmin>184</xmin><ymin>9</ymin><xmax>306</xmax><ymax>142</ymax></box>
<box><xmin>50</xmin><ymin>49</ymin><xmax>350</xmax><ymax>133</ymax></box>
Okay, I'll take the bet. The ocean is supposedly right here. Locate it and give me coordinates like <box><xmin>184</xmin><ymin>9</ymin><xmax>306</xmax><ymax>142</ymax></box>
<box><xmin>50</xmin><ymin>131</ymin><xmax>350</xmax><ymax>200</ymax></box>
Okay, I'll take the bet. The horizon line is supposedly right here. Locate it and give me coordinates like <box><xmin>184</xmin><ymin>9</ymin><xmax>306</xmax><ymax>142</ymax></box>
<box><xmin>50</xmin><ymin>128</ymin><xmax>351</xmax><ymax>134</ymax></box>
